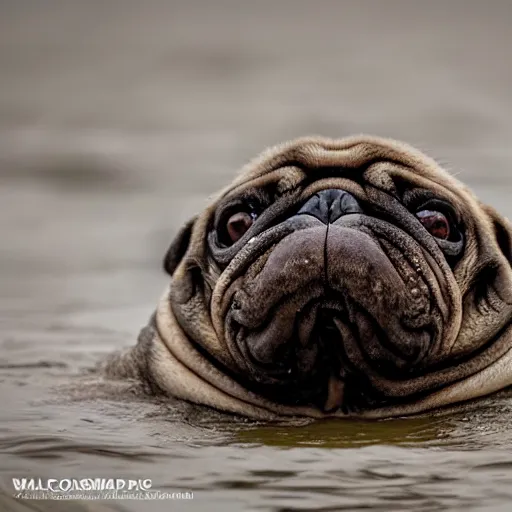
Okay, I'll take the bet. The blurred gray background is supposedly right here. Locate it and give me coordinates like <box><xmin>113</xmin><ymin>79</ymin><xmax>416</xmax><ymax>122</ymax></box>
<box><xmin>1</xmin><ymin>1</ymin><xmax>512</xmax><ymax>511</ymax></box>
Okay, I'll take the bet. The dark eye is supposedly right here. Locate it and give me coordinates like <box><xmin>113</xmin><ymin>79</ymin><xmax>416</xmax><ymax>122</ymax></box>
<box><xmin>225</xmin><ymin>211</ymin><xmax>257</xmax><ymax>244</ymax></box>
<box><xmin>416</xmin><ymin>210</ymin><xmax>451</xmax><ymax>240</ymax></box>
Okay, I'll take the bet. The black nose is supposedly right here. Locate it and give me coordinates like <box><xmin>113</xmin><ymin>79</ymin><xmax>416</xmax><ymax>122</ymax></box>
<box><xmin>298</xmin><ymin>189</ymin><xmax>363</xmax><ymax>224</ymax></box>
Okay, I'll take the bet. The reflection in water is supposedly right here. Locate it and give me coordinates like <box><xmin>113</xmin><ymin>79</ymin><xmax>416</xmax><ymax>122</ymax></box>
<box><xmin>2</xmin><ymin>1</ymin><xmax>512</xmax><ymax>511</ymax></box>
<box><xmin>236</xmin><ymin>416</ymin><xmax>456</xmax><ymax>449</ymax></box>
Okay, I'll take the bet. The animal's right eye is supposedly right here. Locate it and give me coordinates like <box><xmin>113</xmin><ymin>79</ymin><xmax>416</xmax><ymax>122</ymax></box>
<box><xmin>216</xmin><ymin>198</ymin><xmax>262</xmax><ymax>247</ymax></box>
<box><xmin>225</xmin><ymin>211</ymin><xmax>258</xmax><ymax>245</ymax></box>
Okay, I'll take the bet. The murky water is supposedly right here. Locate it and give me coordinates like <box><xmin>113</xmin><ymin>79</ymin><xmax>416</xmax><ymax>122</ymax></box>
<box><xmin>1</xmin><ymin>1</ymin><xmax>512</xmax><ymax>510</ymax></box>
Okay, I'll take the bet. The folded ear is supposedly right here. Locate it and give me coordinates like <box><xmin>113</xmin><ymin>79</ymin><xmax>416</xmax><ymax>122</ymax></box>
<box><xmin>483</xmin><ymin>205</ymin><xmax>512</xmax><ymax>265</ymax></box>
<box><xmin>163</xmin><ymin>217</ymin><xmax>197</xmax><ymax>276</ymax></box>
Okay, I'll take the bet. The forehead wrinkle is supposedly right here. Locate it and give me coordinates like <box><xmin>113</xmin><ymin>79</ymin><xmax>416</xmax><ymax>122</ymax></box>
<box><xmin>231</xmin><ymin>135</ymin><xmax>446</xmax><ymax>181</ymax></box>
<box><xmin>386</xmin><ymin>167</ymin><xmax>477</xmax><ymax>211</ymax></box>
<box><xmin>222</xmin><ymin>137</ymin><xmax>380</xmax><ymax>191</ymax></box>
<box><xmin>217</xmin><ymin>167</ymin><xmax>302</xmax><ymax>203</ymax></box>
<box><xmin>217</xmin><ymin>136</ymin><xmax>467</xmax><ymax>204</ymax></box>
<box><xmin>299</xmin><ymin>178</ymin><xmax>366</xmax><ymax>202</ymax></box>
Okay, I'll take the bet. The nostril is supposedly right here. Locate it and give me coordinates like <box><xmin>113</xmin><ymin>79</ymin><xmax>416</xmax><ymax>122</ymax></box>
<box><xmin>298</xmin><ymin>189</ymin><xmax>363</xmax><ymax>224</ymax></box>
<box><xmin>340</xmin><ymin>192</ymin><xmax>364</xmax><ymax>215</ymax></box>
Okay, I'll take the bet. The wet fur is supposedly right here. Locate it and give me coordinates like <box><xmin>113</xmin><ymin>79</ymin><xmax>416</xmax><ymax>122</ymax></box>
<box><xmin>104</xmin><ymin>136</ymin><xmax>512</xmax><ymax>420</ymax></box>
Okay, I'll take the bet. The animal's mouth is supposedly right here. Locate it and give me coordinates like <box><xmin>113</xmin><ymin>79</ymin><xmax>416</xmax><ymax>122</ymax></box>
<box><xmin>222</xmin><ymin>220</ymin><xmax>438</xmax><ymax>411</ymax></box>
<box><xmin>234</xmin><ymin>293</ymin><xmax>387</xmax><ymax>411</ymax></box>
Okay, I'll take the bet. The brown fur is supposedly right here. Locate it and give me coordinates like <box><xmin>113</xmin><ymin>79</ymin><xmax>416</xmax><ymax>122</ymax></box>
<box><xmin>105</xmin><ymin>136</ymin><xmax>512</xmax><ymax>420</ymax></box>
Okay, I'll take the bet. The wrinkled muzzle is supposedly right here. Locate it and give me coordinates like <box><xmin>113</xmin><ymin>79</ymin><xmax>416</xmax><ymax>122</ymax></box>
<box><xmin>216</xmin><ymin>190</ymin><xmax>443</xmax><ymax>411</ymax></box>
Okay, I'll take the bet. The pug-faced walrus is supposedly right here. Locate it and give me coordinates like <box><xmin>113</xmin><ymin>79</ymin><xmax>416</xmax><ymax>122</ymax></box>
<box><xmin>105</xmin><ymin>136</ymin><xmax>512</xmax><ymax>420</ymax></box>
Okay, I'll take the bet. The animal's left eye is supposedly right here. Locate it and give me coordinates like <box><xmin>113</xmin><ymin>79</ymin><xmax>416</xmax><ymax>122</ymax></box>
<box><xmin>416</xmin><ymin>210</ymin><xmax>451</xmax><ymax>240</ymax></box>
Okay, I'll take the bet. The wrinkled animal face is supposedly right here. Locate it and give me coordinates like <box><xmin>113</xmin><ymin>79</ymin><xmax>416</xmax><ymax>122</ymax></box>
<box><xmin>165</xmin><ymin>137</ymin><xmax>512</xmax><ymax>415</ymax></box>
